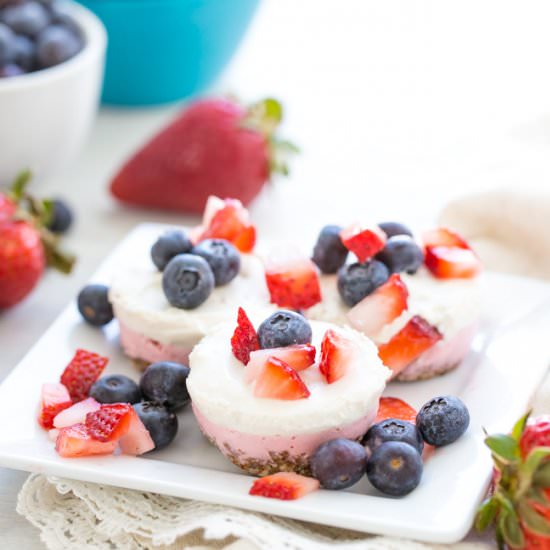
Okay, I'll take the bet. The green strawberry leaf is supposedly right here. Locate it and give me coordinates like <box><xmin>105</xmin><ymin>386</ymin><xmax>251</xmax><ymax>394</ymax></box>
<box><xmin>534</xmin><ymin>462</ymin><xmax>550</xmax><ymax>488</ymax></box>
<box><xmin>511</xmin><ymin>411</ymin><xmax>531</xmax><ymax>442</ymax></box>
<box><xmin>519</xmin><ymin>500</ymin><xmax>550</xmax><ymax>537</ymax></box>
<box><xmin>476</xmin><ymin>496</ymin><xmax>499</xmax><ymax>531</ymax></box>
<box><xmin>527</xmin><ymin>487</ymin><xmax>550</xmax><ymax>506</ymax></box>
<box><xmin>498</xmin><ymin>507</ymin><xmax>525</xmax><ymax>549</ymax></box>
<box><xmin>9</xmin><ymin>169</ymin><xmax>32</xmax><ymax>201</ymax></box>
<box><xmin>485</xmin><ymin>434</ymin><xmax>520</xmax><ymax>463</ymax></box>
<box><xmin>260</xmin><ymin>98</ymin><xmax>283</xmax><ymax>125</ymax></box>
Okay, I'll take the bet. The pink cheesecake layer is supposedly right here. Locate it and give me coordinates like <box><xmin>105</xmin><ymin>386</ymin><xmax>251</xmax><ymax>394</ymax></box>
<box><xmin>118</xmin><ymin>322</ymin><xmax>191</xmax><ymax>365</ymax></box>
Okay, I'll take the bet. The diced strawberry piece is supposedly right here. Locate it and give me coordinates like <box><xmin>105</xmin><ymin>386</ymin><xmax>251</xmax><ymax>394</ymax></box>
<box><xmin>422</xmin><ymin>227</ymin><xmax>469</xmax><ymax>249</ymax></box>
<box><xmin>119</xmin><ymin>409</ymin><xmax>155</xmax><ymax>455</ymax></box>
<box><xmin>249</xmin><ymin>472</ymin><xmax>319</xmax><ymax>500</ymax></box>
<box><xmin>424</xmin><ymin>246</ymin><xmax>482</xmax><ymax>279</ymax></box>
<box><xmin>253</xmin><ymin>357</ymin><xmax>310</xmax><ymax>400</ymax></box>
<box><xmin>319</xmin><ymin>329</ymin><xmax>356</xmax><ymax>384</ymax></box>
<box><xmin>48</xmin><ymin>429</ymin><xmax>60</xmax><ymax>442</ymax></box>
<box><xmin>53</xmin><ymin>397</ymin><xmax>101</xmax><ymax>429</ymax></box>
<box><xmin>340</xmin><ymin>223</ymin><xmax>386</xmax><ymax>262</ymax></box>
<box><xmin>60</xmin><ymin>349</ymin><xmax>109</xmax><ymax>402</ymax></box>
<box><xmin>202</xmin><ymin>195</ymin><xmax>226</xmax><ymax>227</ymax></box>
<box><xmin>347</xmin><ymin>274</ymin><xmax>409</xmax><ymax>337</ymax></box>
<box><xmin>85</xmin><ymin>403</ymin><xmax>133</xmax><ymax>442</ymax></box>
<box><xmin>38</xmin><ymin>383</ymin><xmax>72</xmax><ymax>429</ymax></box>
<box><xmin>248</xmin><ymin>344</ymin><xmax>316</xmax><ymax>374</ymax></box>
<box><xmin>231</xmin><ymin>307</ymin><xmax>260</xmax><ymax>365</ymax></box>
<box><xmin>55</xmin><ymin>423</ymin><xmax>117</xmax><ymax>458</ymax></box>
<box><xmin>375</xmin><ymin>397</ymin><xmax>417</xmax><ymax>423</ymax></box>
<box><xmin>377</xmin><ymin>315</ymin><xmax>442</xmax><ymax>375</ymax></box>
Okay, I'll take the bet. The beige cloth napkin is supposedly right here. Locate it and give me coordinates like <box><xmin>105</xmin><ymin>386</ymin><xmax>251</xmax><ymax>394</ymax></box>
<box><xmin>16</xmin><ymin>188</ymin><xmax>550</xmax><ymax>549</ymax></box>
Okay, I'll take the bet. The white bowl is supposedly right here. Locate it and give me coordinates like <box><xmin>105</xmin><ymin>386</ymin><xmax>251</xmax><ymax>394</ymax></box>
<box><xmin>0</xmin><ymin>2</ymin><xmax>107</xmax><ymax>185</ymax></box>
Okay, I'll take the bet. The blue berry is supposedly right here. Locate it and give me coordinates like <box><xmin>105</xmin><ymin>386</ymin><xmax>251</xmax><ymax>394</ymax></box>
<box><xmin>362</xmin><ymin>419</ymin><xmax>424</xmax><ymax>457</ymax></box>
<box><xmin>13</xmin><ymin>34</ymin><xmax>34</xmax><ymax>70</ymax></box>
<box><xmin>49</xmin><ymin>1</ymin><xmax>80</xmax><ymax>35</ymax></box>
<box><xmin>162</xmin><ymin>254</ymin><xmax>214</xmax><ymax>309</ymax></box>
<box><xmin>312</xmin><ymin>225</ymin><xmax>348</xmax><ymax>274</ymax></box>
<box><xmin>90</xmin><ymin>374</ymin><xmax>141</xmax><ymax>404</ymax></box>
<box><xmin>0</xmin><ymin>62</ymin><xmax>23</xmax><ymax>76</ymax></box>
<box><xmin>47</xmin><ymin>198</ymin><xmax>73</xmax><ymax>233</ymax></box>
<box><xmin>0</xmin><ymin>23</ymin><xmax>16</xmax><ymax>65</ymax></box>
<box><xmin>139</xmin><ymin>361</ymin><xmax>190</xmax><ymax>411</ymax></box>
<box><xmin>36</xmin><ymin>24</ymin><xmax>81</xmax><ymax>68</ymax></box>
<box><xmin>151</xmin><ymin>230</ymin><xmax>192</xmax><ymax>271</ymax></box>
<box><xmin>416</xmin><ymin>396</ymin><xmax>470</xmax><ymax>446</ymax></box>
<box><xmin>1</xmin><ymin>2</ymin><xmax>50</xmax><ymax>37</ymax></box>
<box><xmin>337</xmin><ymin>260</ymin><xmax>389</xmax><ymax>307</ymax></box>
<box><xmin>257</xmin><ymin>310</ymin><xmax>312</xmax><ymax>349</ymax></box>
<box><xmin>192</xmin><ymin>239</ymin><xmax>240</xmax><ymax>286</ymax></box>
<box><xmin>310</xmin><ymin>438</ymin><xmax>367</xmax><ymax>490</ymax></box>
<box><xmin>134</xmin><ymin>402</ymin><xmax>178</xmax><ymax>451</ymax></box>
<box><xmin>77</xmin><ymin>284</ymin><xmax>114</xmax><ymax>326</ymax></box>
<box><xmin>379</xmin><ymin>222</ymin><xmax>413</xmax><ymax>239</ymax></box>
<box><xmin>366</xmin><ymin>441</ymin><xmax>423</xmax><ymax>496</ymax></box>
<box><xmin>376</xmin><ymin>236</ymin><xmax>424</xmax><ymax>274</ymax></box>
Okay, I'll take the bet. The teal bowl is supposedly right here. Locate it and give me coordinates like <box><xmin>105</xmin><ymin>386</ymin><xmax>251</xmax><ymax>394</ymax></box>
<box><xmin>77</xmin><ymin>0</ymin><xmax>260</xmax><ymax>106</ymax></box>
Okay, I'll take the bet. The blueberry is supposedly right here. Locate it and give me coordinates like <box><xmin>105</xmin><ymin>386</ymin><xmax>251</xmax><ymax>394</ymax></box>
<box><xmin>379</xmin><ymin>222</ymin><xmax>413</xmax><ymax>239</ymax></box>
<box><xmin>312</xmin><ymin>225</ymin><xmax>348</xmax><ymax>274</ymax></box>
<box><xmin>162</xmin><ymin>254</ymin><xmax>214</xmax><ymax>309</ymax></box>
<box><xmin>49</xmin><ymin>1</ymin><xmax>80</xmax><ymax>35</ymax></box>
<box><xmin>77</xmin><ymin>284</ymin><xmax>114</xmax><ymax>326</ymax></box>
<box><xmin>1</xmin><ymin>2</ymin><xmax>50</xmax><ymax>37</ymax></box>
<box><xmin>134</xmin><ymin>402</ymin><xmax>178</xmax><ymax>451</ymax></box>
<box><xmin>416</xmin><ymin>396</ymin><xmax>470</xmax><ymax>447</ymax></box>
<box><xmin>90</xmin><ymin>374</ymin><xmax>141</xmax><ymax>404</ymax></box>
<box><xmin>151</xmin><ymin>230</ymin><xmax>193</xmax><ymax>271</ymax></box>
<box><xmin>337</xmin><ymin>260</ymin><xmax>389</xmax><ymax>307</ymax></box>
<box><xmin>257</xmin><ymin>310</ymin><xmax>312</xmax><ymax>349</ymax></box>
<box><xmin>0</xmin><ymin>61</ymin><xmax>23</xmax><ymax>76</ymax></box>
<box><xmin>362</xmin><ymin>419</ymin><xmax>424</xmax><ymax>457</ymax></box>
<box><xmin>192</xmin><ymin>239</ymin><xmax>240</xmax><ymax>286</ymax></box>
<box><xmin>13</xmin><ymin>34</ymin><xmax>34</xmax><ymax>70</ymax></box>
<box><xmin>0</xmin><ymin>23</ymin><xmax>16</xmax><ymax>65</ymax></box>
<box><xmin>139</xmin><ymin>361</ymin><xmax>190</xmax><ymax>411</ymax></box>
<box><xmin>310</xmin><ymin>438</ymin><xmax>367</xmax><ymax>490</ymax></box>
<box><xmin>376</xmin><ymin>236</ymin><xmax>424</xmax><ymax>274</ymax></box>
<box><xmin>47</xmin><ymin>198</ymin><xmax>73</xmax><ymax>233</ymax></box>
<box><xmin>36</xmin><ymin>24</ymin><xmax>81</xmax><ymax>68</ymax></box>
<box><xmin>366</xmin><ymin>441</ymin><xmax>423</xmax><ymax>496</ymax></box>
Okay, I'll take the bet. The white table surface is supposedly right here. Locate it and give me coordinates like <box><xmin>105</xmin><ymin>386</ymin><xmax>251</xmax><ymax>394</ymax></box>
<box><xmin>3</xmin><ymin>0</ymin><xmax>550</xmax><ymax>546</ymax></box>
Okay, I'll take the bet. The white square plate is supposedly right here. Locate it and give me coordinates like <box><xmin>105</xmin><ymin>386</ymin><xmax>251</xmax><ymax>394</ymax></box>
<box><xmin>1</xmin><ymin>223</ymin><xmax>550</xmax><ymax>544</ymax></box>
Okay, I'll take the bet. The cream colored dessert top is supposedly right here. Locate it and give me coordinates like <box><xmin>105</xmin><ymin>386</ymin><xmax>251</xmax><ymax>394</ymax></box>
<box><xmin>109</xmin><ymin>254</ymin><xmax>273</xmax><ymax>348</ymax></box>
<box><xmin>187</xmin><ymin>320</ymin><xmax>391</xmax><ymax>436</ymax></box>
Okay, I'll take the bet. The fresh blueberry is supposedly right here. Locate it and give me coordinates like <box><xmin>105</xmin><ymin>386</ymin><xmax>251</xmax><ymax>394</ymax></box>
<box><xmin>366</xmin><ymin>441</ymin><xmax>423</xmax><ymax>496</ymax></box>
<box><xmin>337</xmin><ymin>260</ymin><xmax>389</xmax><ymax>307</ymax></box>
<box><xmin>378</xmin><ymin>222</ymin><xmax>413</xmax><ymax>239</ymax></box>
<box><xmin>48</xmin><ymin>1</ymin><xmax>80</xmax><ymax>35</ymax></box>
<box><xmin>0</xmin><ymin>23</ymin><xmax>16</xmax><ymax>65</ymax></box>
<box><xmin>362</xmin><ymin>419</ymin><xmax>424</xmax><ymax>457</ymax></box>
<box><xmin>77</xmin><ymin>284</ymin><xmax>114</xmax><ymax>326</ymax></box>
<box><xmin>257</xmin><ymin>310</ymin><xmax>312</xmax><ymax>349</ymax></box>
<box><xmin>162</xmin><ymin>254</ymin><xmax>215</xmax><ymax>309</ymax></box>
<box><xmin>192</xmin><ymin>239</ymin><xmax>240</xmax><ymax>286</ymax></box>
<box><xmin>90</xmin><ymin>374</ymin><xmax>141</xmax><ymax>405</ymax></box>
<box><xmin>151</xmin><ymin>230</ymin><xmax>193</xmax><ymax>271</ymax></box>
<box><xmin>0</xmin><ymin>61</ymin><xmax>23</xmax><ymax>76</ymax></box>
<box><xmin>416</xmin><ymin>395</ymin><xmax>470</xmax><ymax>447</ymax></box>
<box><xmin>134</xmin><ymin>401</ymin><xmax>178</xmax><ymax>451</ymax></box>
<box><xmin>311</xmin><ymin>225</ymin><xmax>348</xmax><ymax>274</ymax></box>
<box><xmin>139</xmin><ymin>361</ymin><xmax>190</xmax><ymax>411</ymax></box>
<box><xmin>13</xmin><ymin>34</ymin><xmax>34</xmax><ymax>70</ymax></box>
<box><xmin>310</xmin><ymin>438</ymin><xmax>367</xmax><ymax>490</ymax></box>
<box><xmin>376</xmin><ymin>236</ymin><xmax>424</xmax><ymax>274</ymax></box>
<box><xmin>1</xmin><ymin>2</ymin><xmax>50</xmax><ymax>37</ymax></box>
<box><xmin>47</xmin><ymin>198</ymin><xmax>73</xmax><ymax>233</ymax></box>
<box><xmin>36</xmin><ymin>24</ymin><xmax>81</xmax><ymax>68</ymax></box>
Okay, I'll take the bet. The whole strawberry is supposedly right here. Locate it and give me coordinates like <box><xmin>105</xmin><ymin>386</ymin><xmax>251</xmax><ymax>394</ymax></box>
<box><xmin>110</xmin><ymin>97</ymin><xmax>297</xmax><ymax>213</ymax></box>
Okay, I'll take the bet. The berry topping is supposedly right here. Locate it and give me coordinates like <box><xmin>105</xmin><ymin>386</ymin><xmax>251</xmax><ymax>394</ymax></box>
<box><xmin>311</xmin><ymin>225</ymin><xmax>348</xmax><ymax>274</ymax></box>
<box><xmin>55</xmin><ymin>423</ymin><xmax>117</xmax><ymax>458</ymax></box>
<box><xmin>347</xmin><ymin>273</ymin><xmax>409</xmax><ymax>338</ymax></box>
<box><xmin>249</xmin><ymin>472</ymin><xmax>319</xmax><ymax>500</ymax></box>
<box><xmin>340</xmin><ymin>223</ymin><xmax>386</xmax><ymax>262</ymax></box>
<box><xmin>319</xmin><ymin>329</ymin><xmax>355</xmax><ymax>384</ymax></box>
<box><xmin>38</xmin><ymin>383</ymin><xmax>72</xmax><ymax>429</ymax></box>
<box><xmin>422</xmin><ymin>227</ymin><xmax>469</xmax><ymax>249</ymax></box>
<box><xmin>53</xmin><ymin>397</ymin><xmax>100</xmax><ymax>429</ymax></box>
<box><xmin>139</xmin><ymin>361</ymin><xmax>190</xmax><ymax>411</ymax></box>
<box><xmin>424</xmin><ymin>246</ymin><xmax>482</xmax><ymax>279</ymax></box>
<box><xmin>151</xmin><ymin>230</ymin><xmax>193</xmax><ymax>271</ymax></box>
<box><xmin>77</xmin><ymin>284</ymin><xmax>114</xmax><ymax>327</ymax></box>
<box><xmin>337</xmin><ymin>260</ymin><xmax>389</xmax><ymax>307</ymax></box>
<box><xmin>362</xmin><ymin>419</ymin><xmax>424</xmax><ymax>457</ymax></box>
<box><xmin>253</xmin><ymin>356</ymin><xmax>310</xmax><ymax>400</ymax></box>
<box><xmin>60</xmin><ymin>349</ymin><xmax>109</xmax><ymax>402</ymax></box>
<box><xmin>36</xmin><ymin>24</ymin><xmax>82</xmax><ymax>68</ymax></box>
<box><xmin>89</xmin><ymin>374</ymin><xmax>142</xmax><ymax>405</ymax></box>
<box><xmin>85</xmin><ymin>403</ymin><xmax>133</xmax><ymax>442</ymax></box>
<box><xmin>376</xmin><ymin>236</ymin><xmax>424</xmax><ymax>274</ymax></box>
<box><xmin>416</xmin><ymin>396</ymin><xmax>470</xmax><ymax>446</ymax></box>
<box><xmin>231</xmin><ymin>307</ymin><xmax>260</xmax><ymax>365</ymax></box>
<box><xmin>248</xmin><ymin>344</ymin><xmax>316</xmax><ymax>373</ymax></box>
<box><xmin>133</xmin><ymin>402</ymin><xmax>178</xmax><ymax>451</ymax></box>
<box><xmin>118</xmin><ymin>408</ymin><xmax>156</xmax><ymax>456</ymax></box>
<box><xmin>257</xmin><ymin>310</ymin><xmax>312</xmax><ymax>349</ymax></box>
<box><xmin>378</xmin><ymin>222</ymin><xmax>413</xmax><ymax>239</ymax></box>
<box><xmin>366</xmin><ymin>441</ymin><xmax>423</xmax><ymax>496</ymax></box>
<box><xmin>47</xmin><ymin>199</ymin><xmax>73</xmax><ymax>234</ymax></box>
<box><xmin>519</xmin><ymin>415</ymin><xmax>550</xmax><ymax>459</ymax></box>
<box><xmin>162</xmin><ymin>253</ymin><xmax>215</xmax><ymax>309</ymax></box>
<box><xmin>375</xmin><ymin>397</ymin><xmax>417</xmax><ymax>424</ymax></box>
<box><xmin>192</xmin><ymin>238</ymin><xmax>240</xmax><ymax>286</ymax></box>
<box><xmin>310</xmin><ymin>438</ymin><xmax>367</xmax><ymax>490</ymax></box>
<box><xmin>377</xmin><ymin>316</ymin><xmax>442</xmax><ymax>376</ymax></box>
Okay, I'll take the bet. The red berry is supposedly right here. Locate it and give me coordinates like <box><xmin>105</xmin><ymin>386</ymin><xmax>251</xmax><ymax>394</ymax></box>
<box><xmin>375</xmin><ymin>397</ymin><xmax>417</xmax><ymax>423</ymax></box>
<box><xmin>422</xmin><ymin>227</ymin><xmax>470</xmax><ymax>249</ymax></box>
<box><xmin>60</xmin><ymin>349</ymin><xmax>109</xmax><ymax>402</ymax></box>
<box><xmin>249</xmin><ymin>472</ymin><xmax>319</xmax><ymax>500</ymax></box>
<box><xmin>253</xmin><ymin>356</ymin><xmax>310</xmax><ymax>400</ymax></box>
<box><xmin>55</xmin><ymin>423</ymin><xmax>118</xmax><ymax>458</ymax></box>
<box><xmin>319</xmin><ymin>329</ymin><xmax>356</xmax><ymax>384</ymax></box>
<box><xmin>520</xmin><ymin>416</ymin><xmax>550</xmax><ymax>460</ymax></box>
<box><xmin>340</xmin><ymin>223</ymin><xmax>386</xmax><ymax>262</ymax></box>
<box><xmin>38</xmin><ymin>383</ymin><xmax>72</xmax><ymax>429</ymax></box>
<box><xmin>118</xmin><ymin>409</ymin><xmax>155</xmax><ymax>455</ymax></box>
<box><xmin>424</xmin><ymin>246</ymin><xmax>482</xmax><ymax>279</ymax></box>
<box><xmin>248</xmin><ymin>344</ymin><xmax>316</xmax><ymax>374</ymax></box>
<box><xmin>0</xmin><ymin>193</ymin><xmax>16</xmax><ymax>222</ymax></box>
<box><xmin>231</xmin><ymin>307</ymin><xmax>260</xmax><ymax>365</ymax></box>
<box><xmin>85</xmin><ymin>403</ymin><xmax>133</xmax><ymax>442</ymax></box>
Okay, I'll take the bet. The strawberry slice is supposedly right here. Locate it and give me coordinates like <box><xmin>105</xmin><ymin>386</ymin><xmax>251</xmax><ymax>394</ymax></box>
<box><xmin>377</xmin><ymin>315</ymin><xmax>442</xmax><ymax>375</ymax></box>
<box><xmin>253</xmin><ymin>357</ymin><xmax>310</xmax><ymax>400</ymax></box>
<box><xmin>248</xmin><ymin>345</ymin><xmax>316</xmax><ymax>373</ymax></box>
<box><xmin>53</xmin><ymin>397</ymin><xmax>101</xmax><ymax>429</ymax></box>
<box><xmin>231</xmin><ymin>307</ymin><xmax>260</xmax><ymax>365</ymax></box>
<box><xmin>38</xmin><ymin>383</ymin><xmax>72</xmax><ymax>429</ymax></box>
<box><xmin>375</xmin><ymin>397</ymin><xmax>417</xmax><ymax>423</ymax></box>
<box><xmin>85</xmin><ymin>403</ymin><xmax>133</xmax><ymax>442</ymax></box>
<box><xmin>319</xmin><ymin>329</ymin><xmax>356</xmax><ymax>384</ymax></box>
<box><xmin>347</xmin><ymin>274</ymin><xmax>409</xmax><ymax>338</ymax></box>
<box><xmin>422</xmin><ymin>227</ymin><xmax>469</xmax><ymax>249</ymax></box>
<box><xmin>119</xmin><ymin>409</ymin><xmax>155</xmax><ymax>455</ymax></box>
<box><xmin>340</xmin><ymin>223</ymin><xmax>386</xmax><ymax>262</ymax></box>
<box><xmin>55</xmin><ymin>423</ymin><xmax>117</xmax><ymax>458</ymax></box>
<box><xmin>60</xmin><ymin>349</ymin><xmax>109</xmax><ymax>402</ymax></box>
<box><xmin>424</xmin><ymin>246</ymin><xmax>482</xmax><ymax>279</ymax></box>
<box><xmin>249</xmin><ymin>472</ymin><xmax>320</xmax><ymax>500</ymax></box>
